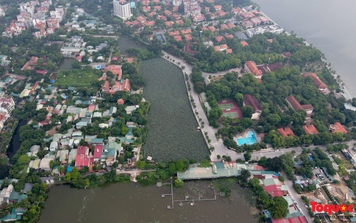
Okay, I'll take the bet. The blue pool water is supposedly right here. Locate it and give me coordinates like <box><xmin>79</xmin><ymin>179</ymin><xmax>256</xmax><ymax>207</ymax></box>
<box><xmin>237</xmin><ymin>131</ymin><xmax>257</xmax><ymax>146</ymax></box>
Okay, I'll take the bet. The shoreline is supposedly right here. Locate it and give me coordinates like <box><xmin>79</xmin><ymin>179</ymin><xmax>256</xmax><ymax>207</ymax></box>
<box><xmin>259</xmin><ymin>9</ymin><xmax>353</xmax><ymax>101</ymax></box>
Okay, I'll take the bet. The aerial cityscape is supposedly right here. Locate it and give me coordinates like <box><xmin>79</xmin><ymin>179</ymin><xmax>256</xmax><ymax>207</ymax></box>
<box><xmin>0</xmin><ymin>0</ymin><xmax>354</xmax><ymax>222</ymax></box>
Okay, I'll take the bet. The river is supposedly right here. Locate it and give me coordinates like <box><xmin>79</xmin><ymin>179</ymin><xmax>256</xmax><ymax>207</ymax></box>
<box><xmin>253</xmin><ymin>0</ymin><xmax>356</xmax><ymax>98</ymax></box>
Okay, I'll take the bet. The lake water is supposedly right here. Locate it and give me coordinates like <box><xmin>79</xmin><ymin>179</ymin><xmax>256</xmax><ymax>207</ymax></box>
<box><xmin>253</xmin><ymin>0</ymin><xmax>356</xmax><ymax>98</ymax></box>
<box><xmin>39</xmin><ymin>181</ymin><xmax>257</xmax><ymax>223</ymax></box>
<box><xmin>141</xmin><ymin>58</ymin><xmax>208</xmax><ymax>162</ymax></box>
<box><xmin>39</xmin><ymin>36</ymin><xmax>256</xmax><ymax>222</ymax></box>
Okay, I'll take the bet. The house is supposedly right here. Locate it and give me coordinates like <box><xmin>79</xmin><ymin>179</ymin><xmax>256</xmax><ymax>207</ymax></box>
<box><xmin>57</xmin><ymin>150</ymin><xmax>69</xmax><ymax>164</ymax></box>
<box><xmin>329</xmin><ymin>122</ymin><xmax>347</xmax><ymax>134</ymax></box>
<box><xmin>75</xmin><ymin>154</ymin><xmax>90</xmax><ymax>169</ymax></box>
<box><xmin>277</xmin><ymin>127</ymin><xmax>294</xmax><ymax>137</ymax></box>
<box><xmin>49</xmin><ymin>141</ymin><xmax>58</xmax><ymax>151</ymax></box>
<box><xmin>303</xmin><ymin>124</ymin><xmax>318</xmax><ymax>135</ymax></box>
<box><xmin>243</xmin><ymin>94</ymin><xmax>262</xmax><ymax>120</ymax></box>
<box><xmin>215</xmin><ymin>35</ymin><xmax>223</xmax><ymax>42</ymax></box>
<box><xmin>93</xmin><ymin>145</ymin><xmax>103</xmax><ymax>162</ymax></box>
<box><xmin>39</xmin><ymin>157</ymin><xmax>53</xmax><ymax>171</ymax></box>
<box><xmin>117</xmin><ymin>98</ymin><xmax>124</xmax><ymax>105</ymax></box>
<box><xmin>285</xmin><ymin>96</ymin><xmax>313</xmax><ymax>116</ymax></box>
<box><xmin>302</xmin><ymin>72</ymin><xmax>329</xmax><ymax>94</ymax></box>
<box><xmin>244</xmin><ymin>61</ymin><xmax>262</xmax><ymax>79</ymax></box>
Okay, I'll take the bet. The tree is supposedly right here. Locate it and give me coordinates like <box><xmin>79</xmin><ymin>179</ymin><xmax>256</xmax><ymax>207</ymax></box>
<box><xmin>240</xmin><ymin>169</ymin><xmax>251</xmax><ymax>186</ymax></box>
<box><xmin>241</xmin><ymin>106</ymin><xmax>253</xmax><ymax>118</ymax></box>
<box><xmin>244</xmin><ymin>152</ymin><xmax>251</xmax><ymax>162</ymax></box>
<box><xmin>194</xmin><ymin>81</ymin><xmax>205</xmax><ymax>93</ymax></box>
<box><xmin>136</xmin><ymin>160</ymin><xmax>146</xmax><ymax>170</ymax></box>
<box><xmin>269</xmin><ymin>196</ymin><xmax>288</xmax><ymax>219</ymax></box>
<box><xmin>174</xmin><ymin>179</ymin><xmax>184</xmax><ymax>188</ymax></box>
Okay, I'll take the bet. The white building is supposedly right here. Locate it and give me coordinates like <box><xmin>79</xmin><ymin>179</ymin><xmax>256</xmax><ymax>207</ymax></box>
<box><xmin>113</xmin><ymin>0</ymin><xmax>132</xmax><ymax>20</ymax></box>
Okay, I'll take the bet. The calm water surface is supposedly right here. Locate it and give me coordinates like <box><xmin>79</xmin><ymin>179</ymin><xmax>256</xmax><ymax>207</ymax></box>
<box><xmin>254</xmin><ymin>0</ymin><xmax>356</xmax><ymax>97</ymax></box>
<box><xmin>40</xmin><ymin>182</ymin><xmax>257</xmax><ymax>223</ymax></box>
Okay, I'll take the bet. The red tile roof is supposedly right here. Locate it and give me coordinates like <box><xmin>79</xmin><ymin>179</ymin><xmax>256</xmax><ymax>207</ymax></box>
<box><xmin>302</xmin><ymin>72</ymin><xmax>327</xmax><ymax>89</ymax></box>
<box><xmin>277</xmin><ymin>127</ymin><xmax>294</xmax><ymax>137</ymax></box>
<box><xmin>243</xmin><ymin>94</ymin><xmax>262</xmax><ymax>112</ymax></box>
<box><xmin>329</xmin><ymin>122</ymin><xmax>347</xmax><ymax>134</ymax></box>
<box><xmin>215</xmin><ymin>36</ymin><xmax>223</xmax><ymax>42</ymax></box>
<box><xmin>75</xmin><ymin>154</ymin><xmax>90</xmax><ymax>168</ymax></box>
<box><xmin>245</xmin><ymin>61</ymin><xmax>262</xmax><ymax>77</ymax></box>
<box><xmin>77</xmin><ymin>146</ymin><xmax>89</xmax><ymax>155</ymax></box>
<box><xmin>303</xmin><ymin>124</ymin><xmax>318</xmax><ymax>135</ymax></box>
<box><xmin>117</xmin><ymin>98</ymin><xmax>124</xmax><ymax>105</ymax></box>
<box><xmin>240</xmin><ymin>41</ymin><xmax>249</xmax><ymax>47</ymax></box>
<box><xmin>264</xmin><ymin>185</ymin><xmax>284</xmax><ymax>197</ymax></box>
<box><xmin>285</xmin><ymin>96</ymin><xmax>303</xmax><ymax>111</ymax></box>
<box><xmin>93</xmin><ymin>145</ymin><xmax>103</xmax><ymax>159</ymax></box>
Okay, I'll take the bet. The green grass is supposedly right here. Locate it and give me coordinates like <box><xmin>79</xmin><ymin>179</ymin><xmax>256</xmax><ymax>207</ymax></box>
<box><xmin>55</xmin><ymin>69</ymin><xmax>101</xmax><ymax>88</ymax></box>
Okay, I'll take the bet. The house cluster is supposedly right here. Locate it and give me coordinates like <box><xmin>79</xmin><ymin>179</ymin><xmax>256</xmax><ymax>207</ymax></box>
<box><xmin>2</xmin><ymin>0</ymin><xmax>64</xmax><ymax>38</ymax></box>
<box><xmin>168</xmin><ymin>29</ymin><xmax>192</xmax><ymax>42</ymax></box>
<box><xmin>60</xmin><ymin>35</ymin><xmax>109</xmax><ymax>63</ymax></box>
<box><xmin>27</xmin><ymin>121</ymin><xmax>139</xmax><ymax>172</ymax></box>
<box><xmin>100</xmin><ymin>65</ymin><xmax>131</xmax><ymax>94</ymax></box>
<box><xmin>0</xmin><ymin>180</ymin><xmax>31</xmax><ymax>221</ymax></box>
<box><xmin>252</xmin><ymin>172</ymin><xmax>307</xmax><ymax>223</ymax></box>
<box><xmin>183</xmin><ymin>0</ymin><xmax>205</xmax><ymax>22</ymax></box>
<box><xmin>0</xmin><ymin>96</ymin><xmax>15</xmax><ymax>130</ymax></box>
<box><xmin>64</xmin><ymin>7</ymin><xmax>113</xmax><ymax>33</ymax></box>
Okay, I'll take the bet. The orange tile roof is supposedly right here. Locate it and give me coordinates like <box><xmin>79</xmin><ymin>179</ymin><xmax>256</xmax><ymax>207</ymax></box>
<box><xmin>277</xmin><ymin>127</ymin><xmax>294</xmax><ymax>137</ymax></box>
<box><xmin>330</xmin><ymin>122</ymin><xmax>347</xmax><ymax>134</ymax></box>
<box><xmin>240</xmin><ymin>41</ymin><xmax>249</xmax><ymax>47</ymax></box>
<box><xmin>215</xmin><ymin>36</ymin><xmax>223</xmax><ymax>42</ymax></box>
<box><xmin>303</xmin><ymin>125</ymin><xmax>318</xmax><ymax>135</ymax></box>
<box><xmin>245</xmin><ymin>61</ymin><xmax>262</xmax><ymax>77</ymax></box>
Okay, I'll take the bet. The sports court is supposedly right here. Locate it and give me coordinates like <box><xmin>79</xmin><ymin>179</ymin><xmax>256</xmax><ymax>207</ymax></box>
<box><xmin>218</xmin><ymin>99</ymin><xmax>243</xmax><ymax>119</ymax></box>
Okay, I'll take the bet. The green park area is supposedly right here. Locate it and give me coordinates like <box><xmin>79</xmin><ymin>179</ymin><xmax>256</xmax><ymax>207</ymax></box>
<box><xmin>55</xmin><ymin>69</ymin><xmax>101</xmax><ymax>88</ymax></box>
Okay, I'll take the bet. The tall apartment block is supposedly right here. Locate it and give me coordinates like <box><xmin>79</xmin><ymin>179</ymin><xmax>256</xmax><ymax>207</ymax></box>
<box><xmin>113</xmin><ymin>0</ymin><xmax>132</xmax><ymax>20</ymax></box>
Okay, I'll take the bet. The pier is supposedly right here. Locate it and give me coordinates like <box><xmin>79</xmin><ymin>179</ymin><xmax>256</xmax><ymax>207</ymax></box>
<box><xmin>160</xmin><ymin>178</ymin><xmax>217</xmax><ymax>210</ymax></box>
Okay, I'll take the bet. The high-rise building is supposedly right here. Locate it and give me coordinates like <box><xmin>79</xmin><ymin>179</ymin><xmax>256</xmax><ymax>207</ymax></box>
<box><xmin>113</xmin><ymin>0</ymin><xmax>132</xmax><ymax>20</ymax></box>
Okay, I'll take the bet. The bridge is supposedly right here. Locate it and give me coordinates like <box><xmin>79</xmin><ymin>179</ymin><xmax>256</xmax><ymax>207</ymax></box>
<box><xmin>177</xmin><ymin>162</ymin><xmax>276</xmax><ymax>180</ymax></box>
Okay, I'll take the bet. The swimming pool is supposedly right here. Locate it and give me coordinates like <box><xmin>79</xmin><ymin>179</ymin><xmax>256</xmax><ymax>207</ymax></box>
<box><xmin>236</xmin><ymin>131</ymin><xmax>257</xmax><ymax>146</ymax></box>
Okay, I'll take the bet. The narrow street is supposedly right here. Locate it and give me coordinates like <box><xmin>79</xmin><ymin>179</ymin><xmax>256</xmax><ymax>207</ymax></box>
<box><xmin>281</xmin><ymin>172</ymin><xmax>313</xmax><ymax>223</ymax></box>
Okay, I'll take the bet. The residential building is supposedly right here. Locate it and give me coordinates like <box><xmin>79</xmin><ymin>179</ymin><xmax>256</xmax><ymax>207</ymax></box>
<box><xmin>302</xmin><ymin>72</ymin><xmax>329</xmax><ymax>94</ymax></box>
<box><xmin>303</xmin><ymin>124</ymin><xmax>318</xmax><ymax>135</ymax></box>
<box><xmin>285</xmin><ymin>96</ymin><xmax>313</xmax><ymax>117</ymax></box>
<box><xmin>244</xmin><ymin>61</ymin><xmax>262</xmax><ymax>79</ymax></box>
<box><xmin>277</xmin><ymin>127</ymin><xmax>294</xmax><ymax>137</ymax></box>
<box><xmin>243</xmin><ymin>94</ymin><xmax>262</xmax><ymax>120</ymax></box>
<box><xmin>329</xmin><ymin>122</ymin><xmax>347</xmax><ymax>134</ymax></box>
<box><xmin>113</xmin><ymin>0</ymin><xmax>132</xmax><ymax>20</ymax></box>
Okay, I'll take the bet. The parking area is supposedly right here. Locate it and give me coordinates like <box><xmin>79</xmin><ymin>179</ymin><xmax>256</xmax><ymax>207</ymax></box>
<box><xmin>312</xmin><ymin>168</ymin><xmax>329</xmax><ymax>184</ymax></box>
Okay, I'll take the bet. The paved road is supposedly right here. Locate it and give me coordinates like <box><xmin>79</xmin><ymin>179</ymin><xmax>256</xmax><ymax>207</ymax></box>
<box><xmin>281</xmin><ymin>172</ymin><xmax>313</xmax><ymax>223</ymax></box>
